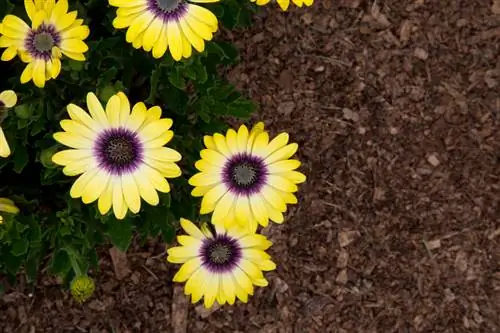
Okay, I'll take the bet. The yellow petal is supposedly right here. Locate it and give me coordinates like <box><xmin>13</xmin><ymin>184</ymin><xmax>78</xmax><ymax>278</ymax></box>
<box><xmin>53</xmin><ymin>132</ymin><xmax>93</xmax><ymax>149</ymax></box>
<box><xmin>211</xmin><ymin>191</ymin><xmax>235</xmax><ymax>224</ymax></box>
<box><xmin>144</xmin><ymin>147</ymin><xmax>182</xmax><ymax>162</ymax></box>
<box><xmin>199</xmin><ymin>149</ymin><xmax>226</xmax><ymax>166</ymax></box>
<box><xmin>166</xmin><ymin>20</ymin><xmax>183</xmax><ymax>61</ymax></box>
<box><xmin>142</xmin><ymin>17</ymin><xmax>162</xmax><ymax>51</ymax></box>
<box><xmin>60</xmin><ymin>38</ymin><xmax>89</xmax><ymax>54</ymax></box>
<box><xmin>203</xmin><ymin>274</ymin><xmax>219</xmax><ymax>308</ymax></box>
<box><xmin>32</xmin><ymin>59</ymin><xmax>46</xmax><ymax>88</ymax></box>
<box><xmin>105</xmin><ymin>94</ymin><xmax>121</xmax><ymax>127</ymax></box>
<box><xmin>264</xmin><ymin>143</ymin><xmax>298</xmax><ymax>165</ymax></box>
<box><xmin>86</xmin><ymin>92</ymin><xmax>109</xmax><ymax>127</ymax></box>
<box><xmin>173</xmin><ymin>257</ymin><xmax>202</xmax><ymax>282</ymax></box>
<box><xmin>249</xmin><ymin>194</ymin><xmax>269</xmax><ymax>227</ymax></box>
<box><xmin>0</xmin><ymin>128</ymin><xmax>11</xmax><ymax>158</ymax></box>
<box><xmin>121</xmin><ymin>173</ymin><xmax>141</xmax><ymax>213</ymax></box>
<box><xmin>133</xmin><ymin>170</ymin><xmax>159</xmax><ymax>206</ymax></box>
<box><xmin>116</xmin><ymin>91</ymin><xmax>131</xmax><ymax>125</ymax></box>
<box><xmin>67</xmin><ymin>103</ymin><xmax>101</xmax><ymax>132</ymax></box>
<box><xmin>237</xmin><ymin>125</ymin><xmax>249</xmax><ymax>153</ymax></box>
<box><xmin>126</xmin><ymin>102</ymin><xmax>147</xmax><ymax>132</ymax></box>
<box><xmin>267</xmin><ymin>159</ymin><xmax>301</xmax><ymax>173</ymax></box>
<box><xmin>98</xmin><ymin>180</ymin><xmax>113</xmax><ymax>215</ymax></box>
<box><xmin>1</xmin><ymin>46</ymin><xmax>17</xmax><ymax>61</ymax></box>
<box><xmin>222</xmin><ymin>273</ymin><xmax>236</xmax><ymax>305</ymax></box>
<box><xmin>0</xmin><ymin>90</ymin><xmax>17</xmax><ymax>108</ymax></box>
<box><xmin>70</xmin><ymin>167</ymin><xmax>99</xmax><ymax>198</ymax></box>
<box><xmin>188</xmin><ymin>172</ymin><xmax>221</xmax><ymax>187</ymax></box>
<box><xmin>51</xmin><ymin>149</ymin><xmax>92</xmax><ymax>166</ymax></box>
<box><xmin>200</xmin><ymin>183</ymin><xmax>228</xmax><ymax>214</ymax></box>
<box><xmin>82</xmin><ymin>171</ymin><xmax>110</xmax><ymax>204</ymax></box>
<box><xmin>152</xmin><ymin>22</ymin><xmax>168</xmax><ymax>58</ymax></box>
<box><xmin>125</xmin><ymin>12</ymin><xmax>151</xmax><ymax>43</ymax></box>
<box><xmin>112</xmin><ymin>178</ymin><xmax>128</xmax><ymax>219</ymax></box>
<box><xmin>180</xmin><ymin>218</ymin><xmax>205</xmax><ymax>240</ymax></box>
<box><xmin>142</xmin><ymin>165</ymin><xmax>171</xmax><ymax>193</ymax></box>
<box><xmin>267</xmin><ymin>175</ymin><xmax>298</xmax><ymax>192</ymax></box>
<box><xmin>277</xmin><ymin>171</ymin><xmax>306</xmax><ymax>184</ymax></box>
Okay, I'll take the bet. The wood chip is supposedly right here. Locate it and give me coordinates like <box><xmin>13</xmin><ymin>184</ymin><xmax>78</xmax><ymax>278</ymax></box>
<box><xmin>414</xmin><ymin>47</ymin><xmax>429</xmax><ymax>60</ymax></box>
<box><xmin>337</xmin><ymin>249</ymin><xmax>349</xmax><ymax>268</ymax></box>
<box><xmin>487</xmin><ymin>228</ymin><xmax>500</xmax><ymax>240</ymax></box>
<box><xmin>492</xmin><ymin>0</ymin><xmax>500</xmax><ymax>14</ymax></box>
<box><xmin>336</xmin><ymin>269</ymin><xmax>348</xmax><ymax>284</ymax></box>
<box><xmin>427</xmin><ymin>153</ymin><xmax>440</xmax><ymax>167</ymax></box>
<box><xmin>195</xmin><ymin>302</ymin><xmax>221</xmax><ymax>318</ymax></box>
<box><xmin>400</xmin><ymin>20</ymin><xmax>413</xmax><ymax>42</ymax></box>
<box><xmin>338</xmin><ymin>230</ymin><xmax>360</xmax><ymax>248</ymax></box>
<box><xmin>109</xmin><ymin>247</ymin><xmax>131</xmax><ymax>280</ymax></box>
<box><xmin>455</xmin><ymin>251</ymin><xmax>468</xmax><ymax>273</ymax></box>
<box><xmin>171</xmin><ymin>285</ymin><xmax>189</xmax><ymax>333</ymax></box>
<box><xmin>424</xmin><ymin>239</ymin><xmax>441</xmax><ymax>250</ymax></box>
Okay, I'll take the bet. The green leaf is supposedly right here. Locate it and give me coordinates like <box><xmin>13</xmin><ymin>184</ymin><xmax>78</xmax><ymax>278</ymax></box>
<box><xmin>40</xmin><ymin>146</ymin><xmax>58</xmax><ymax>168</ymax></box>
<box><xmin>146</xmin><ymin>66</ymin><xmax>161</xmax><ymax>104</ymax></box>
<box><xmin>168</xmin><ymin>69</ymin><xmax>186</xmax><ymax>90</ymax></box>
<box><xmin>14</xmin><ymin>104</ymin><xmax>33</xmax><ymax>119</ymax></box>
<box><xmin>49</xmin><ymin>249</ymin><xmax>71</xmax><ymax>276</ymax></box>
<box><xmin>13</xmin><ymin>144</ymin><xmax>29</xmax><ymax>173</ymax></box>
<box><xmin>107</xmin><ymin>218</ymin><xmax>133</xmax><ymax>252</ymax></box>
<box><xmin>4</xmin><ymin>251</ymin><xmax>24</xmax><ymax>275</ymax></box>
<box><xmin>11</xmin><ymin>238</ymin><xmax>29</xmax><ymax>256</ymax></box>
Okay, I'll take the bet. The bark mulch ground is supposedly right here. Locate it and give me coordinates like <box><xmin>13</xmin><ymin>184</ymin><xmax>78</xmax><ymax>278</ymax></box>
<box><xmin>1</xmin><ymin>1</ymin><xmax>499</xmax><ymax>332</ymax></box>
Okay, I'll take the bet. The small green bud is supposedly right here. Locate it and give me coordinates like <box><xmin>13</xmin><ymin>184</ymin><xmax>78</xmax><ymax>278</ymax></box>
<box><xmin>70</xmin><ymin>275</ymin><xmax>95</xmax><ymax>304</ymax></box>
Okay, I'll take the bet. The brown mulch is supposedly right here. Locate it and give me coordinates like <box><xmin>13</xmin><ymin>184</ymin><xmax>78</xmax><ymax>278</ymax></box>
<box><xmin>1</xmin><ymin>0</ymin><xmax>500</xmax><ymax>332</ymax></box>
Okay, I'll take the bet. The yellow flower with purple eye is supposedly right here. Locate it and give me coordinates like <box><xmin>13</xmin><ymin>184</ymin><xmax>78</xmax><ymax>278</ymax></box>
<box><xmin>0</xmin><ymin>198</ymin><xmax>19</xmax><ymax>224</ymax></box>
<box><xmin>167</xmin><ymin>218</ymin><xmax>276</xmax><ymax>308</ymax></box>
<box><xmin>189</xmin><ymin>122</ymin><xmax>306</xmax><ymax>232</ymax></box>
<box><xmin>0</xmin><ymin>90</ymin><xmax>17</xmax><ymax>158</ymax></box>
<box><xmin>108</xmin><ymin>0</ymin><xmax>219</xmax><ymax>61</ymax></box>
<box><xmin>52</xmin><ymin>91</ymin><xmax>182</xmax><ymax>220</ymax></box>
<box><xmin>250</xmin><ymin>0</ymin><xmax>314</xmax><ymax>11</ymax></box>
<box><xmin>0</xmin><ymin>0</ymin><xmax>89</xmax><ymax>88</ymax></box>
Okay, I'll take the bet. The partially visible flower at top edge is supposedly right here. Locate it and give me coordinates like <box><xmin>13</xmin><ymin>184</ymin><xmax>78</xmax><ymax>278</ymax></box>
<box><xmin>167</xmin><ymin>218</ymin><xmax>276</xmax><ymax>308</ymax></box>
<box><xmin>0</xmin><ymin>198</ymin><xmax>20</xmax><ymax>224</ymax></box>
<box><xmin>0</xmin><ymin>90</ymin><xmax>17</xmax><ymax>158</ymax></box>
<box><xmin>0</xmin><ymin>0</ymin><xmax>90</xmax><ymax>88</ymax></box>
<box><xmin>250</xmin><ymin>0</ymin><xmax>314</xmax><ymax>11</ymax></box>
<box><xmin>189</xmin><ymin>122</ymin><xmax>306</xmax><ymax>233</ymax></box>
<box><xmin>108</xmin><ymin>0</ymin><xmax>219</xmax><ymax>61</ymax></box>
<box><xmin>70</xmin><ymin>274</ymin><xmax>96</xmax><ymax>303</ymax></box>
<box><xmin>52</xmin><ymin>91</ymin><xmax>182</xmax><ymax>220</ymax></box>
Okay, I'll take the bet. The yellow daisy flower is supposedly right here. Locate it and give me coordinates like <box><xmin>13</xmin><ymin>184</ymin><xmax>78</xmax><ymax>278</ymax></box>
<box><xmin>167</xmin><ymin>218</ymin><xmax>276</xmax><ymax>308</ymax></box>
<box><xmin>0</xmin><ymin>0</ymin><xmax>90</xmax><ymax>88</ymax></box>
<box><xmin>52</xmin><ymin>91</ymin><xmax>182</xmax><ymax>220</ymax></box>
<box><xmin>0</xmin><ymin>90</ymin><xmax>17</xmax><ymax>158</ymax></box>
<box><xmin>189</xmin><ymin>122</ymin><xmax>306</xmax><ymax>232</ymax></box>
<box><xmin>108</xmin><ymin>0</ymin><xmax>219</xmax><ymax>61</ymax></box>
<box><xmin>251</xmin><ymin>0</ymin><xmax>314</xmax><ymax>11</ymax></box>
<box><xmin>0</xmin><ymin>197</ymin><xmax>20</xmax><ymax>224</ymax></box>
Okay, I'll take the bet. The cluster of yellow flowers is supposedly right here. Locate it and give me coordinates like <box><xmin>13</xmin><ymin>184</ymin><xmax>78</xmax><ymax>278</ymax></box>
<box><xmin>0</xmin><ymin>0</ymin><xmax>314</xmax><ymax>88</ymax></box>
<box><xmin>0</xmin><ymin>0</ymin><xmax>312</xmax><ymax>308</ymax></box>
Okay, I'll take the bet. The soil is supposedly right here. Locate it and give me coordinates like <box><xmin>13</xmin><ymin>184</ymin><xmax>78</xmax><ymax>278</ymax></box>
<box><xmin>1</xmin><ymin>0</ymin><xmax>500</xmax><ymax>332</ymax></box>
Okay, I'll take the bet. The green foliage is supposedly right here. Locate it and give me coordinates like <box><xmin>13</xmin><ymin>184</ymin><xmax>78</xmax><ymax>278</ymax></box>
<box><xmin>0</xmin><ymin>0</ymin><xmax>259</xmax><ymax>287</ymax></box>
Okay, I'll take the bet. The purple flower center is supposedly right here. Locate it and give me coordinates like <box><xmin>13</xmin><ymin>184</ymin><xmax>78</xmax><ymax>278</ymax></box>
<box><xmin>147</xmin><ymin>0</ymin><xmax>187</xmax><ymax>22</ymax></box>
<box><xmin>200</xmin><ymin>234</ymin><xmax>241</xmax><ymax>273</ymax></box>
<box><xmin>25</xmin><ymin>24</ymin><xmax>61</xmax><ymax>60</ymax></box>
<box><xmin>222</xmin><ymin>154</ymin><xmax>268</xmax><ymax>195</ymax></box>
<box><xmin>94</xmin><ymin>128</ymin><xmax>143</xmax><ymax>175</ymax></box>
